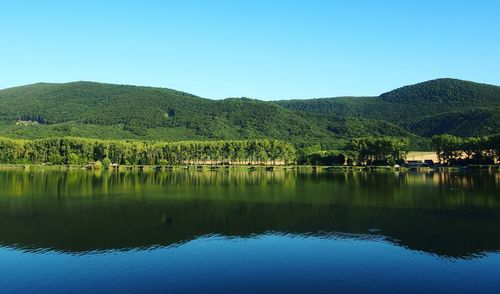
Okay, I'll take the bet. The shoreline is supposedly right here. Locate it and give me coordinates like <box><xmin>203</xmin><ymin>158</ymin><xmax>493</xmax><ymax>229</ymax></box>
<box><xmin>1</xmin><ymin>164</ymin><xmax>498</xmax><ymax>172</ymax></box>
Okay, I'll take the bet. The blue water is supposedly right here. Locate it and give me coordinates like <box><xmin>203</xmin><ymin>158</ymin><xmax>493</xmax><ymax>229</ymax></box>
<box><xmin>1</xmin><ymin>235</ymin><xmax>500</xmax><ymax>293</ymax></box>
<box><xmin>0</xmin><ymin>170</ymin><xmax>499</xmax><ymax>293</ymax></box>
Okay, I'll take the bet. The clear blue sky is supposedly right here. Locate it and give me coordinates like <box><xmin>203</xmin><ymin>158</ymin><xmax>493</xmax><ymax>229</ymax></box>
<box><xmin>1</xmin><ymin>0</ymin><xmax>499</xmax><ymax>99</ymax></box>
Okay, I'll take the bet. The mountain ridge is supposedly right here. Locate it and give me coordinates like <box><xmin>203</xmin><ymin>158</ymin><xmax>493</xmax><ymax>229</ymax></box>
<box><xmin>0</xmin><ymin>78</ymin><xmax>498</xmax><ymax>149</ymax></box>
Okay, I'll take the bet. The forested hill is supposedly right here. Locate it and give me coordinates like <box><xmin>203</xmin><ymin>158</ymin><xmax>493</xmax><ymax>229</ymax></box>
<box><xmin>0</xmin><ymin>78</ymin><xmax>498</xmax><ymax>149</ymax></box>
<box><xmin>276</xmin><ymin>78</ymin><xmax>500</xmax><ymax>137</ymax></box>
<box><xmin>0</xmin><ymin>81</ymin><xmax>412</xmax><ymax>148</ymax></box>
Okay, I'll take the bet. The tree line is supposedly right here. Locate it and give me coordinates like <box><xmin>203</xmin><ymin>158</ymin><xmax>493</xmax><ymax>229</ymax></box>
<box><xmin>299</xmin><ymin>137</ymin><xmax>409</xmax><ymax>166</ymax></box>
<box><xmin>300</xmin><ymin>135</ymin><xmax>500</xmax><ymax>167</ymax></box>
<box><xmin>1</xmin><ymin>136</ymin><xmax>408</xmax><ymax>167</ymax></box>
<box><xmin>432</xmin><ymin>134</ymin><xmax>499</xmax><ymax>165</ymax></box>
<box><xmin>0</xmin><ymin>137</ymin><xmax>296</xmax><ymax>166</ymax></box>
<box><xmin>2</xmin><ymin>135</ymin><xmax>498</xmax><ymax>167</ymax></box>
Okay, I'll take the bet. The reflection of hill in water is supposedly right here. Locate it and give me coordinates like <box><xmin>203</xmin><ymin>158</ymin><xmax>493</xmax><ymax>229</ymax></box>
<box><xmin>0</xmin><ymin>170</ymin><xmax>499</xmax><ymax>258</ymax></box>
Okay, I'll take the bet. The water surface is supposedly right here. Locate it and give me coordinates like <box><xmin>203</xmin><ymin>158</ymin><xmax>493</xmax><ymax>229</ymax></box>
<box><xmin>0</xmin><ymin>170</ymin><xmax>499</xmax><ymax>293</ymax></box>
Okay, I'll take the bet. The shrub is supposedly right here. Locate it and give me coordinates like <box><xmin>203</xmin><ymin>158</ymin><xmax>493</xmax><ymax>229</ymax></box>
<box><xmin>102</xmin><ymin>157</ymin><xmax>112</xmax><ymax>168</ymax></box>
<box><xmin>67</xmin><ymin>153</ymin><xmax>80</xmax><ymax>165</ymax></box>
<box><xmin>93</xmin><ymin>160</ymin><xmax>103</xmax><ymax>169</ymax></box>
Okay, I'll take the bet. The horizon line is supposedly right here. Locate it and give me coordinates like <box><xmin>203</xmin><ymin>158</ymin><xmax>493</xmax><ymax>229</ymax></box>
<box><xmin>0</xmin><ymin>77</ymin><xmax>497</xmax><ymax>101</ymax></box>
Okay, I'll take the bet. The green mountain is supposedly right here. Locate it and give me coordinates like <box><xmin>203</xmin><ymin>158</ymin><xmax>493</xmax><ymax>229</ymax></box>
<box><xmin>276</xmin><ymin>78</ymin><xmax>500</xmax><ymax>137</ymax></box>
<box><xmin>0</xmin><ymin>78</ymin><xmax>498</xmax><ymax>149</ymax></box>
<box><xmin>0</xmin><ymin>82</ymin><xmax>411</xmax><ymax>148</ymax></box>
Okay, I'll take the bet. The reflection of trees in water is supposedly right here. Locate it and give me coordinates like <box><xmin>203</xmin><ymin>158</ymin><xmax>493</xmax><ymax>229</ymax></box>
<box><xmin>0</xmin><ymin>170</ymin><xmax>298</xmax><ymax>196</ymax></box>
<box><xmin>0</xmin><ymin>170</ymin><xmax>500</xmax><ymax>208</ymax></box>
<box><xmin>0</xmin><ymin>170</ymin><xmax>499</xmax><ymax>258</ymax></box>
<box><xmin>433</xmin><ymin>171</ymin><xmax>499</xmax><ymax>191</ymax></box>
<box><xmin>0</xmin><ymin>170</ymin><xmax>498</xmax><ymax>207</ymax></box>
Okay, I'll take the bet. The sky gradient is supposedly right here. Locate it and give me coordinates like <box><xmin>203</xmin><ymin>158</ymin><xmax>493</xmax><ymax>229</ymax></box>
<box><xmin>1</xmin><ymin>0</ymin><xmax>499</xmax><ymax>100</ymax></box>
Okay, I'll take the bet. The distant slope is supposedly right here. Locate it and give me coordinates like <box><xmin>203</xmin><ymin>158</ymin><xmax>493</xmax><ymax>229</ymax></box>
<box><xmin>0</xmin><ymin>81</ymin><xmax>414</xmax><ymax>148</ymax></box>
<box><xmin>0</xmin><ymin>82</ymin><xmax>209</xmax><ymax>128</ymax></box>
<box><xmin>0</xmin><ymin>78</ymin><xmax>498</xmax><ymax>149</ymax></box>
<box><xmin>276</xmin><ymin>78</ymin><xmax>500</xmax><ymax>137</ymax></box>
<box><xmin>407</xmin><ymin>108</ymin><xmax>500</xmax><ymax>137</ymax></box>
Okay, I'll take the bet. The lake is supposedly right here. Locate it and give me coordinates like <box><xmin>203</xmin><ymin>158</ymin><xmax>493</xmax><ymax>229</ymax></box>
<box><xmin>0</xmin><ymin>169</ymin><xmax>499</xmax><ymax>293</ymax></box>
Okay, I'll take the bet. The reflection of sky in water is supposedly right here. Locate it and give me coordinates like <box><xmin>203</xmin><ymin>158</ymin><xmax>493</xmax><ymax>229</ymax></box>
<box><xmin>1</xmin><ymin>235</ymin><xmax>500</xmax><ymax>293</ymax></box>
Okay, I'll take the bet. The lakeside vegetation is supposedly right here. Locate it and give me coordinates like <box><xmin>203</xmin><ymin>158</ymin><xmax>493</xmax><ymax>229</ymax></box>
<box><xmin>0</xmin><ymin>136</ymin><xmax>411</xmax><ymax>167</ymax></box>
<box><xmin>1</xmin><ymin>135</ymin><xmax>498</xmax><ymax>167</ymax></box>
<box><xmin>298</xmin><ymin>137</ymin><xmax>408</xmax><ymax>166</ymax></box>
<box><xmin>432</xmin><ymin>134</ymin><xmax>500</xmax><ymax>165</ymax></box>
<box><xmin>0</xmin><ymin>137</ymin><xmax>296</xmax><ymax>166</ymax></box>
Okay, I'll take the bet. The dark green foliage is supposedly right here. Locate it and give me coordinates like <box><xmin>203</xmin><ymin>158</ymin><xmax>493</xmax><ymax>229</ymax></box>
<box><xmin>277</xmin><ymin>78</ymin><xmax>500</xmax><ymax>138</ymax></box>
<box><xmin>297</xmin><ymin>137</ymin><xmax>408</xmax><ymax>166</ymax></box>
<box><xmin>0</xmin><ymin>82</ymin><xmax>414</xmax><ymax>149</ymax></box>
<box><xmin>0</xmin><ymin>137</ymin><xmax>296</xmax><ymax>165</ymax></box>
<box><xmin>407</xmin><ymin>109</ymin><xmax>500</xmax><ymax>137</ymax></box>
<box><xmin>102</xmin><ymin>157</ymin><xmax>112</xmax><ymax>168</ymax></box>
<box><xmin>432</xmin><ymin>134</ymin><xmax>499</xmax><ymax>165</ymax></box>
<box><xmin>379</xmin><ymin>78</ymin><xmax>500</xmax><ymax>103</ymax></box>
<box><xmin>348</xmin><ymin>137</ymin><xmax>409</xmax><ymax>166</ymax></box>
<box><xmin>298</xmin><ymin>151</ymin><xmax>346</xmax><ymax>166</ymax></box>
<box><xmin>0</xmin><ymin>79</ymin><xmax>498</xmax><ymax>150</ymax></box>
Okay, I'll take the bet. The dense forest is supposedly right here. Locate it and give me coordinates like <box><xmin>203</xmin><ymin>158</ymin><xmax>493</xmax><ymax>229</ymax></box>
<box><xmin>432</xmin><ymin>134</ymin><xmax>500</xmax><ymax>165</ymax></box>
<box><xmin>0</xmin><ymin>79</ymin><xmax>498</xmax><ymax>151</ymax></box>
<box><xmin>298</xmin><ymin>137</ymin><xmax>408</xmax><ymax>166</ymax></box>
<box><xmin>0</xmin><ymin>135</ymin><xmax>498</xmax><ymax>166</ymax></box>
<box><xmin>0</xmin><ymin>82</ymin><xmax>414</xmax><ymax>149</ymax></box>
<box><xmin>276</xmin><ymin>79</ymin><xmax>500</xmax><ymax>138</ymax></box>
<box><xmin>0</xmin><ymin>136</ymin><xmax>411</xmax><ymax>167</ymax></box>
<box><xmin>0</xmin><ymin>137</ymin><xmax>296</xmax><ymax>166</ymax></box>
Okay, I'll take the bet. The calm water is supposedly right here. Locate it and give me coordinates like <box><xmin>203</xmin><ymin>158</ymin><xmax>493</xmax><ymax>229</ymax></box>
<box><xmin>0</xmin><ymin>169</ymin><xmax>499</xmax><ymax>293</ymax></box>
